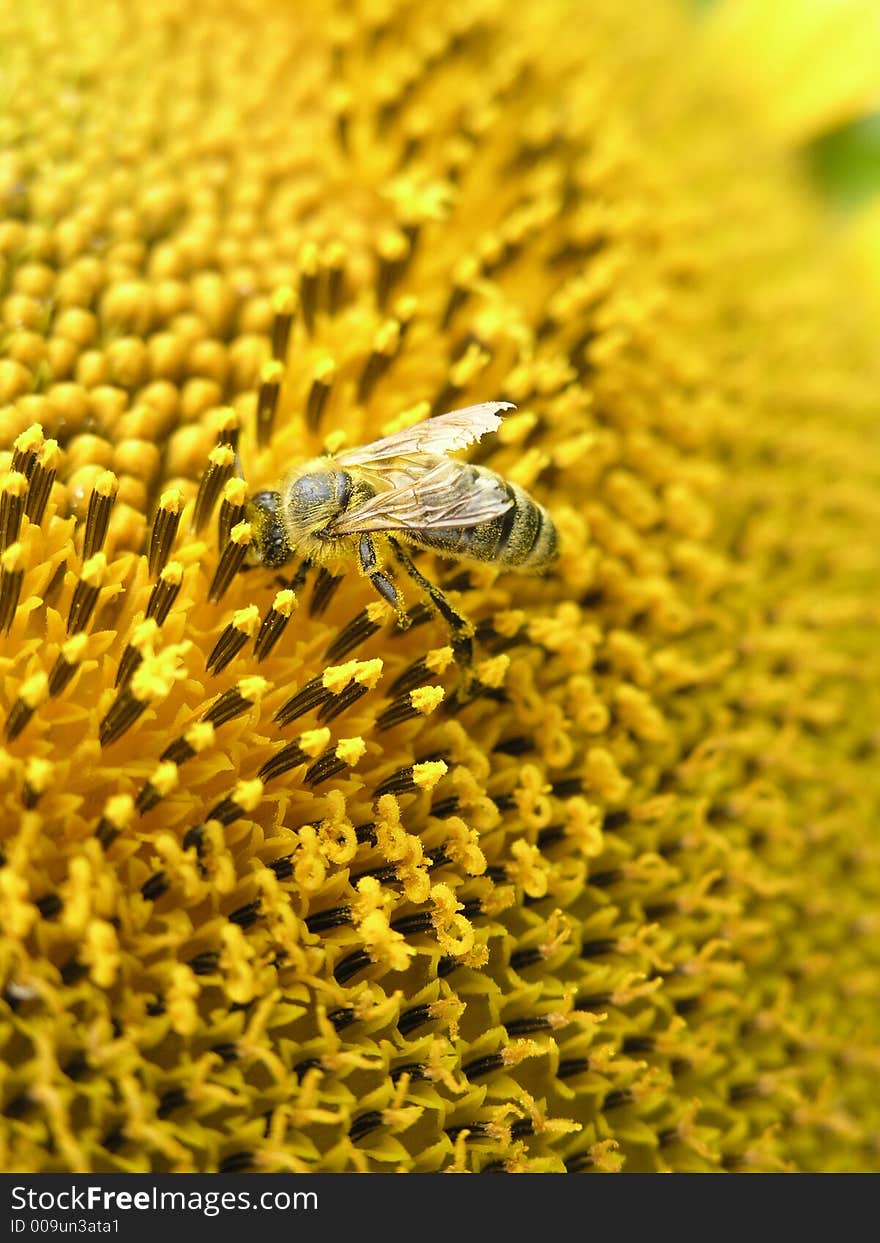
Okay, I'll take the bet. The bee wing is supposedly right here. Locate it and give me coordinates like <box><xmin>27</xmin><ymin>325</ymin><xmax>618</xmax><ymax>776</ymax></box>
<box><xmin>336</xmin><ymin>401</ymin><xmax>514</xmax><ymax>468</ymax></box>
<box><xmin>330</xmin><ymin>459</ymin><xmax>513</xmax><ymax>535</ymax></box>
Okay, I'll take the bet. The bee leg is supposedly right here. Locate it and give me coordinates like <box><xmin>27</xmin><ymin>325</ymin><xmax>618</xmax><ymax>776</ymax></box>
<box><xmin>275</xmin><ymin>557</ymin><xmax>312</xmax><ymax>592</ymax></box>
<box><xmin>359</xmin><ymin>534</ymin><xmax>409</xmax><ymax>630</ymax></box>
<box><xmin>387</xmin><ymin>538</ymin><xmax>475</xmax><ymax>685</ymax></box>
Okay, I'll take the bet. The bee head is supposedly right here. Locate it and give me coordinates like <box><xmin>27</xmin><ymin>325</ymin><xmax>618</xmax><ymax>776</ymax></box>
<box><xmin>280</xmin><ymin>464</ymin><xmax>353</xmax><ymax>545</ymax></box>
<box><xmin>244</xmin><ymin>490</ymin><xmax>293</xmax><ymax>568</ymax></box>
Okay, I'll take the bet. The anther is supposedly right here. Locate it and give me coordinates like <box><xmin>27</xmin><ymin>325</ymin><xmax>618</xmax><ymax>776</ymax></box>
<box><xmin>357</xmin><ymin>320</ymin><xmax>401</xmax><ymax>404</ymax></box>
<box><xmin>335</xmin><ymin>951</ymin><xmax>373</xmax><ymax>987</ymax></box>
<box><xmin>206</xmin><ymin>779</ymin><xmax>263</xmax><ymax>826</ymax></box>
<box><xmin>0</xmin><ymin>472</ymin><xmax>28</xmax><ymax>552</ymax></box>
<box><xmin>48</xmin><ymin>632</ymin><xmax>88</xmax><ymax>697</ymax></box>
<box><xmin>270</xmin><ymin>286</ymin><xmax>297</xmax><ymax>360</ymax></box>
<box><xmin>305</xmin><ymin>905</ymin><xmax>353</xmax><ymax>933</ymax></box>
<box><xmin>324</xmin><ymin>605</ymin><xmax>383</xmax><ymax>663</ymax></box>
<box><xmin>228</xmin><ymin>900</ymin><xmax>261</xmax><ymax>930</ymax></box>
<box><xmin>387</xmin><ymin>656</ymin><xmax>431</xmax><ymax>697</ymax></box>
<box><xmin>372</xmin><ymin>764</ymin><xmax>416</xmax><ymax>797</ymax></box>
<box><xmin>24</xmin><ymin>440</ymin><xmax>59</xmax><ymax>525</ymax></box>
<box><xmin>255</xmin><ymin>359</ymin><xmax>285</xmax><ymax>448</ymax></box>
<box><xmin>275</xmin><ymin>676</ymin><xmax>329</xmax><ymax>726</ymax></box>
<box><xmin>99</xmin><ymin>686</ymin><xmax>147</xmax><ymax>748</ymax></box>
<box><xmin>148</xmin><ymin>488</ymin><xmax>183</xmax><ymax>577</ymax></box>
<box><xmin>504</xmin><ymin>1015</ymin><xmax>554</xmax><ymax>1037</ymax></box>
<box><xmin>462</xmin><ymin>1052</ymin><xmax>506</xmax><ymax>1081</ymax></box>
<box><xmin>100</xmin><ymin>645</ymin><xmax>189</xmax><ymax>748</ymax></box>
<box><xmin>397</xmin><ymin>1004</ymin><xmax>433</xmax><ymax>1036</ymax></box>
<box><xmin>81</xmin><ymin>471</ymin><xmax>118</xmax><ymax>560</ymax></box>
<box><xmin>324</xmin><ymin>242</ymin><xmax>347</xmax><ymax>314</ymax></box>
<box><xmin>330</xmin><ymin>83</ymin><xmax>352</xmax><ymax>151</ymax></box>
<box><xmin>66</xmin><ymin>552</ymin><xmax>106</xmax><ymax>634</ymax></box>
<box><xmin>11</xmin><ymin>423</ymin><xmax>44</xmax><ymax>480</ymax></box>
<box><xmin>135</xmin><ymin>762</ymin><xmax>178</xmax><ymax>815</ymax></box>
<box><xmin>141</xmin><ymin>872</ymin><xmax>169</xmax><ymax>902</ymax></box>
<box><xmin>328</xmin><ymin>1006</ymin><xmax>356</xmax><ymax>1031</ymax></box>
<box><xmin>208</xmin><ymin>521</ymin><xmax>252</xmax><ymax>603</ymax></box>
<box><xmin>318</xmin><ymin>679</ymin><xmax>369</xmax><ymax>723</ymax></box>
<box><xmin>5</xmin><ymin>671</ymin><xmax>49</xmax><ymax>742</ymax></box>
<box><xmin>376</xmin><ymin>685</ymin><xmax>444</xmax><ymax>731</ymax></box>
<box><xmin>306</xmin><ymin>357</ymin><xmax>336</xmax><ymax>432</ymax></box>
<box><xmin>160</xmin><ymin>720</ymin><xmax>215</xmax><ymax>765</ymax></box>
<box><xmin>157</xmin><ymin>1089</ymin><xmax>188</xmax><ymax>1120</ymax></box>
<box><xmin>310</xmin><ymin>567</ymin><xmax>343</xmax><ymax>617</ymax></box>
<box><xmin>115</xmin><ymin>618</ymin><xmax>159</xmax><ymax>689</ymax></box>
<box><xmin>0</xmin><ymin>542</ymin><xmax>25</xmax><ymax>634</ymax></box>
<box><xmin>145</xmin><ymin>561</ymin><xmax>183</xmax><ymax>625</ymax></box>
<box><xmin>298</xmin><ymin>242</ymin><xmax>321</xmax><ymax>334</ymax></box>
<box><xmin>202</xmin><ymin>676</ymin><xmax>267</xmax><ymax>728</ymax></box>
<box><xmin>189</xmin><ymin>951</ymin><xmax>220</xmax><ymax>975</ymax></box>
<box><xmin>22</xmin><ymin>757</ymin><xmax>53</xmax><ymax>809</ymax></box>
<box><xmin>35</xmin><ymin>896</ymin><xmax>62</xmax><ymax>924</ymax></box>
<box><xmin>258</xmin><ymin>741</ymin><xmax>309</xmax><ymax>783</ymax></box>
<box><xmin>375</xmin><ymin>229</ymin><xmax>410</xmax><ymax>310</ymax></box>
<box><xmin>94</xmin><ymin>794</ymin><xmax>135</xmax><ymax>849</ymax></box>
<box><xmin>253</xmin><ymin>588</ymin><xmax>296</xmax><ymax>661</ymax></box>
<box><xmin>206</xmin><ymin>604</ymin><xmax>260</xmax><ymax>674</ymax></box>
<box><xmin>217</xmin><ymin>477</ymin><xmax>248</xmax><ymax>550</ymax></box>
<box><xmin>193</xmin><ymin>444</ymin><xmax>236</xmax><ymax>533</ymax></box>
<box><xmin>208</xmin><ymin>405</ymin><xmax>240</xmax><ymax>450</ymax></box>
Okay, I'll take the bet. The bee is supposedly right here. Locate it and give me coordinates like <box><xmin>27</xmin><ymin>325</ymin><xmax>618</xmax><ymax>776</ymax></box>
<box><xmin>244</xmin><ymin>402</ymin><xmax>558</xmax><ymax>670</ymax></box>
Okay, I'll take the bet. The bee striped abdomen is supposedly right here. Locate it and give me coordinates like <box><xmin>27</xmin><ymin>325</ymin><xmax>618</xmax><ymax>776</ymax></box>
<box><xmin>408</xmin><ymin>467</ymin><xmax>557</xmax><ymax>571</ymax></box>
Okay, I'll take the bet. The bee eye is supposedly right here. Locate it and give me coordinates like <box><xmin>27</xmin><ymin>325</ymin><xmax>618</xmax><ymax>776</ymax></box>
<box><xmin>291</xmin><ymin>475</ymin><xmax>334</xmax><ymax>507</ymax></box>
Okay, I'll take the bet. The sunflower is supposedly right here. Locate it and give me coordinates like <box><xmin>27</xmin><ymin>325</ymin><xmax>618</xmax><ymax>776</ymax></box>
<box><xmin>1</xmin><ymin>0</ymin><xmax>879</xmax><ymax>1173</ymax></box>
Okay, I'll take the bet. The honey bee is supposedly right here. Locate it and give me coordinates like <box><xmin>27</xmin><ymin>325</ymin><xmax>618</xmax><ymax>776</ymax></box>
<box><xmin>244</xmin><ymin>402</ymin><xmax>558</xmax><ymax>670</ymax></box>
